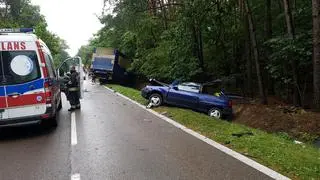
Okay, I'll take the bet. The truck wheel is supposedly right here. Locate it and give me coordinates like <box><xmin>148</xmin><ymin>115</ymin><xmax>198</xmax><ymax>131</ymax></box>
<box><xmin>149</xmin><ymin>93</ymin><xmax>163</xmax><ymax>107</ymax></box>
<box><xmin>208</xmin><ymin>108</ymin><xmax>222</xmax><ymax>119</ymax></box>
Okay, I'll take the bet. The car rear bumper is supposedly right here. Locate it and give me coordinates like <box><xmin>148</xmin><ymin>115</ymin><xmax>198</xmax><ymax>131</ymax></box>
<box><xmin>0</xmin><ymin>116</ymin><xmax>42</xmax><ymax>128</ymax></box>
<box><xmin>0</xmin><ymin>108</ymin><xmax>55</xmax><ymax>128</ymax></box>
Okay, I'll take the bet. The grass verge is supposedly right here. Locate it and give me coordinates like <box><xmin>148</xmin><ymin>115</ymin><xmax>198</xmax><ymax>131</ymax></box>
<box><xmin>106</xmin><ymin>84</ymin><xmax>320</xmax><ymax>180</ymax></box>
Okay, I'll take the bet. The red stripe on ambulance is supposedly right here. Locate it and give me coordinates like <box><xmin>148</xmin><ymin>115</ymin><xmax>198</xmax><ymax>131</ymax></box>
<box><xmin>0</xmin><ymin>42</ymin><xmax>26</xmax><ymax>51</ymax></box>
<box><xmin>0</xmin><ymin>97</ymin><xmax>6</xmax><ymax>109</ymax></box>
<box><xmin>7</xmin><ymin>93</ymin><xmax>45</xmax><ymax>107</ymax></box>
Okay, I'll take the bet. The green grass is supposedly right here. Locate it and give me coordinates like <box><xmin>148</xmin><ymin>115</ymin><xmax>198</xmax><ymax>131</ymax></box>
<box><xmin>107</xmin><ymin>84</ymin><xmax>320</xmax><ymax>180</ymax></box>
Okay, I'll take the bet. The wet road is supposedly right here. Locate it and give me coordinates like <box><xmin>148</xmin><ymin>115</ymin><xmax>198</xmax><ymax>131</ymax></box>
<box><xmin>0</xmin><ymin>81</ymin><xmax>273</xmax><ymax>180</ymax></box>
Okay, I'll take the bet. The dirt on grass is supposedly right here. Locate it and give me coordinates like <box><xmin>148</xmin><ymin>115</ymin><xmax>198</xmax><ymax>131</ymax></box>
<box><xmin>232</xmin><ymin>97</ymin><xmax>320</xmax><ymax>142</ymax></box>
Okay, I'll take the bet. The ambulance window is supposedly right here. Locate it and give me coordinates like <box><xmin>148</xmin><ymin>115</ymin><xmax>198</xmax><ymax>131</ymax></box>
<box><xmin>0</xmin><ymin>51</ymin><xmax>41</xmax><ymax>85</ymax></box>
<box><xmin>44</xmin><ymin>53</ymin><xmax>56</xmax><ymax>78</ymax></box>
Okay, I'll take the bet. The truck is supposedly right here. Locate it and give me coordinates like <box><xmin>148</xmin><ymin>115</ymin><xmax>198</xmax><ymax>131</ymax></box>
<box><xmin>90</xmin><ymin>48</ymin><xmax>131</xmax><ymax>84</ymax></box>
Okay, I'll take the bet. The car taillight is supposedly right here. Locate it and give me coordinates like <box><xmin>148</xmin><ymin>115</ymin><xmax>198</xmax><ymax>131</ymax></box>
<box><xmin>36</xmin><ymin>40</ymin><xmax>48</xmax><ymax>78</ymax></box>
<box><xmin>228</xmin><ymin>100</ymin><xmax>232</xmax><ymax>107</ymax></box>
<box><xmin>41</xmin><ymin>114</ymin><xmax>50</xmax><ymax>119</ymax></box>
<box><xmin>44</xmin><ymin>80</ymin><xmax>52</xmax><ymax>104</ymax></box>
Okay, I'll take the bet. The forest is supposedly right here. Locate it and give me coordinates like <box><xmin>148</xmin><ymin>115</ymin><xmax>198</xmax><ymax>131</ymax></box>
<box><xmin>78</xmin><ymin>0</ymin><xmax>320</xmax><ymax>110</ymax></box>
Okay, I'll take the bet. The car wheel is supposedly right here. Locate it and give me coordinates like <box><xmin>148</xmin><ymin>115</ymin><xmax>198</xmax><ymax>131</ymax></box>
<box><xmin>208</xmin><ymin>108</ymin><xmax>222</xmax><ymax>119</ymax></box>
<box><xmin>149</xmin><ymin>93</ymin><xmax>163</xmax><ymax>107</ymax></box>
<box><xmin>50</xmin><ymin>116</ymin><xmax>58</xmax><ymax>127</ymax></box>
<box><xmin>42</xmin><ymin>115</ymin><xmax>57</xmax><ymax>128</ymax></box>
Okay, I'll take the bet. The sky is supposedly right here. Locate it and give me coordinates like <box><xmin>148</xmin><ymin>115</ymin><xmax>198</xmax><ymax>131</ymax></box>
<box><xmin>31</xmin><ymin>0</ymin><xmax>105</xmax><ymax>56</ymax></box>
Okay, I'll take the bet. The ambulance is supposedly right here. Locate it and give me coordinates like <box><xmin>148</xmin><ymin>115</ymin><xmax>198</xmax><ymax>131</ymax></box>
<box><xmin>0</xmin><ymin>28</ymin><xmax>62</xmax><ymax>127</ymax></box>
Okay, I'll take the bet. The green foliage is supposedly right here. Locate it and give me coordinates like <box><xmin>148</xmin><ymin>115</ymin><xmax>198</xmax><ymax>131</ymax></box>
<box><xmin>77</xmin><ymin>45</ymin><xmax>95</xmax><ymax>67</ymax></box>
<box><xmin>91</xmin><ymin>0</ymin><xmax>314</xmax><ymax>105</ymax></box>
<box><xmin>0</xmin><ymin>0</ymin><xmax>70</xmax><ymax>67</ymax></box>
<box><xmin>266</xmin><ymin>34</ymin><xmax>312</xmax><ymax>83</ymax></box>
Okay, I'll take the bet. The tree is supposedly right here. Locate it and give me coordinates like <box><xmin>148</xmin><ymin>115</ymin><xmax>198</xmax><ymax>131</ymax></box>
<box><xmin>244</xmin><ymin>0</ymin><xmax>267</xmax><ymax>104</ymax></box>
<box><xmin>283</xmin><ymin>0</ymin><xmax>302</xmax><ymax>106</ymax></box>
<box><xmin>313</xmin><ymin>0</ymin><xmax>320</xmax><ymax>109</ymax></box>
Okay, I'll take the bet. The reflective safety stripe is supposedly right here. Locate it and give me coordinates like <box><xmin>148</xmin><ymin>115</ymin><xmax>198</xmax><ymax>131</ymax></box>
<box><xmin>68</xmin><ymin>87</ymin><xmax>79</xmax><ymax>91</ymax></box>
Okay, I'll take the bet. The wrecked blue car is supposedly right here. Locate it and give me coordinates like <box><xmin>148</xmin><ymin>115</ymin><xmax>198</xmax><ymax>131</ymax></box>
<box><xmin>141</xmin><ymin>79</ymin><xmax>232</xmax><ymax>119</ymax></box>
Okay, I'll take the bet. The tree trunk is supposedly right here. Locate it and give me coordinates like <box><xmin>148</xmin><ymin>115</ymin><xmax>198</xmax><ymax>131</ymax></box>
<box><xmin>264</xmin><ymin>0</ymin><xmax>274</xmax><ymax>95</ymax></box>
<box><xmin>244</xmin><ymin>0</ymin><xmax>267</xmax><ymax>104</ymax></box>
<box><xmin>312</xmin><ymin>0</ymin><xmax>320</xmax><ymax>110</ymax></box>
<box><xmin>198</xmin><ymin>27</ymin><xmax>204</xmax><ymax>70</ymax></box>
<box><xmin>159</xmin><ymin>0</ymin><xmax>168</xmax><ymax>29</ymax></box>
<box><xmin>148</xmin><ymin>0</ymin><xmax>157</xmax><ymax>16</ymax></box>
<box><xmin>265</xmin><ymin>0</ymin><xmax>272</xmax><ymax>39</ymax></box>
<box><xmin>283</xmin><ymin>0</ymin><xmax>295</xmax><ymax>37</ymax></box>
<box><xmin>245</xmin><ymin>32</ymin><xmax>253</xmax><ymax>97</ymax></box>
<box><xmin>283</xmin><ymin>0</ymin><xmax>301</xmax><ymax>106</ymax></box>
<box><xmin>278</xmin><ymin>0</ymin><xmax>287</xmax><ymax>34</ymax></box>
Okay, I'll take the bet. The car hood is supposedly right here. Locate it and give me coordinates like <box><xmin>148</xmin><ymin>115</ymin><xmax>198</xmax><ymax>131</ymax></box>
<box><xmin>144</xmin><ymin>85</ymin><xmax>169</xmax><ymax>90</ymax></box>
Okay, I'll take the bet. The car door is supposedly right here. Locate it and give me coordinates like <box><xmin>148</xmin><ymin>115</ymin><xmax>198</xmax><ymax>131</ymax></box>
<box><xmin>167</xmin><ymin>86</ymin><xmax>199</xmax><ymax>108</ymax></box>
<box><xmin>0</xmin><ymin>54</ymin><xmax>9</xmax><ymax>120</ymax></box>
<box><xmin>44</xmin><ymin>52</ymin><xmax>61</xmax><ymax>109</ymax></box>
<box><xmin>3</xmin><ymin>50</ymin><xmax>46</xmax><ymax>119</ymax></box>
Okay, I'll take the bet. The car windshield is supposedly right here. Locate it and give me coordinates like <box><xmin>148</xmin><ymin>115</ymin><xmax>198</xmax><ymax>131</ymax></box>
<box><xmin>177</xmin><ymin>82</ymin><xmax>201</xmax><ymax>93</ymax></box>
<box><xmin>0</xmin><ymin>51</ymin><xmax>41</xmax><ymax>85</ymax></box>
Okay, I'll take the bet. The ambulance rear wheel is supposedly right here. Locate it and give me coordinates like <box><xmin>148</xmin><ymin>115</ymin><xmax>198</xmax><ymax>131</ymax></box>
<box><xmin>50</xmin><ymin>116</ymin><xmax>58</xmax><ymax>127</ymax></box>
<box><xmin>42</xmin><ymin>116</ymin><xmax>57</xmax><ymax>128</ymax></box>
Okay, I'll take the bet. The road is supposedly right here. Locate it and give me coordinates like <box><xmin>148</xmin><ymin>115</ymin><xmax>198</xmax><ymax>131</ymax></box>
<box><xmin>0</xmin><ymin>80</ymin><xmax>273</xmax><ymax>180</ymax></box>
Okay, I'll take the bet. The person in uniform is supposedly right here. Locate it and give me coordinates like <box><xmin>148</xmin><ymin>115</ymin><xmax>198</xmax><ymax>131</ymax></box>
<box><xmin>67</xmin><ymin>66</ymin><xmax>81</xmax><ymax>111</ymax></box>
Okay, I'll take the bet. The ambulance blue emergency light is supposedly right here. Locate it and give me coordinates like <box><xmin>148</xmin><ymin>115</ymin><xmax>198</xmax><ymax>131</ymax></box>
<box><xmin>0</xmin><ymin>28</ymin><xmax>34</xmax><ymax>33</ymax></box>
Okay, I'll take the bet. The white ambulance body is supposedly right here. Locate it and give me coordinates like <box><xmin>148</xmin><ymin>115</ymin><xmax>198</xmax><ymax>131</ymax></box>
<box><xmin>0</xmin><ymin>28</ymin><xmax>61</xmax><ymax>127</ymax></box>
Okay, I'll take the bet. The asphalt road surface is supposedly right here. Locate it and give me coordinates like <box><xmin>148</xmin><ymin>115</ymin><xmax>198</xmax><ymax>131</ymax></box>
<box><xmin>0</xmin><ymin>80</ymin><xmax>273</xmax><ymax>180</ymax></box>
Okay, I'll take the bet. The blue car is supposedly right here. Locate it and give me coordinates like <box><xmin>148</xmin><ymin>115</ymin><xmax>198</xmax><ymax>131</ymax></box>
<box><xmin>141</xmin><ymin>79</ymin><xmax>233</xmax><ymax>119</ymax></box>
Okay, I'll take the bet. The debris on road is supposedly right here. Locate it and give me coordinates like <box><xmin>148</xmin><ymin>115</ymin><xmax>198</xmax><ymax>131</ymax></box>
<box><xmin>143</xmin><ymin>119</ymin><xmax>152</xmax><ymax>122</ymax></box>
<box><xmin>294</xmin><ymin>140</ymin><xmax>303</xmax><ymax>145</ymax></box>
<box><xmin>146</xmin><ymin>102</ymin><xmax>154</xmax><ymax>109</ymax></box>
<box><xmin>160</xmin><ymin>111</ymin><xmax>168</xmax><ymax>115</ymax></box>
<box><xmin>232</xmin><ymin>132</ymin><xmax>254</xmax><ymax>138</ymax></box>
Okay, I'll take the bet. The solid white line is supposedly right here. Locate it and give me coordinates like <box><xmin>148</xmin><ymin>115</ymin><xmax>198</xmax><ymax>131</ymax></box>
<box><xmin>71</xmin><ymin>173</ymin><xmax>80</xmax><ymax>180</ymax></box>
<box><xmin>71</xmin><ymin>112</ymin><xmax>77</xmax><ymax>146</ymax></box>
<box><xmin>104</xmin><ymin>86</ymin><xmax>290</xmax><ymax>180</ymax></box>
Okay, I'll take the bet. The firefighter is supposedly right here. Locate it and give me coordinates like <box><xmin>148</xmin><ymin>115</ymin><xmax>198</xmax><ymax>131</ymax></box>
<box><xmin>62</xmin><ymin>72</ymin><xmax>71</xmax><ymax>101</ymax></box>
<box><xmin>67</xmin><ymin>66</ymin><xmax>81</xmax><ymax>111</ymax></box>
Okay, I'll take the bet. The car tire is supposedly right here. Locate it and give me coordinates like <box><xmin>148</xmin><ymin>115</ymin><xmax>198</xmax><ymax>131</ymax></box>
<box><xmin>42</xmin><ymin>115</ymin><xmax>57</xmax><ymax>128</ymax></box>
<box><xmin>50</xmin><ymin>116</ymin><xmax>58</xmax><ymax>127</ymax></box>
<box><xmin>208</xmin><ymin>108</ymin><xmax>222</xmax><ymax>119</ymax></box>
<box><xmin>149</xmin><ymin>93</ymin><xmax>163</xmax><ymax>107</ymax></box>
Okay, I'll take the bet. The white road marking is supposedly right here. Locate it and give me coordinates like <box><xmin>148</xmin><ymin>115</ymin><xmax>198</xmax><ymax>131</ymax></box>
<box><xmin>71</xmin><ymin>112</ymin><xmax>77</xmax><ymax>146</ymax></box>
<box><xmin>71</xmin><ymin>173</ymin><xmax>80</xmax><ymax>180</ymax></box>
<box><xmin>104</xmin><ymin>86</ymin><xmax>290</xmax><ymax>180</ymax></box>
